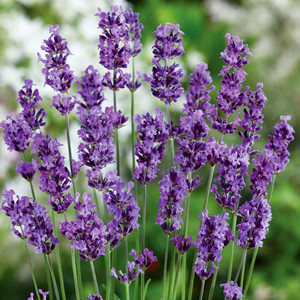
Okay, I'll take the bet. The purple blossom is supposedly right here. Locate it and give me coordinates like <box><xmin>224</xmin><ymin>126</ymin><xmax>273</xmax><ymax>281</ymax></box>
<box><xmin>220</xmin><ymin>281</ymin><xmax>243</xmax><ymax>300</ymax></box>
<box><xmin>238</xmin><ymin>83</ymin><xmax>267</xmax><ymax>151</ymax></box>
<box><xmin>194</xmin><ymin>210</ymin><xmax>233</xmax><ymax>280</ymax></box>
<box><xmin>96</xmin><ymin>5</ymin><xmax>131</xmax><ymax>70</ymax></box>
<box><xmin>15</xmin><ymin>159</ymin><xmax>39</xmax><ymax>181</ymax></box>
<box><xmin>38</xmin><ymin>25</ymin><xmax>74</xmax><ymax>93</ymax></box>
<box><xmin>1</xmin><ymin>189</ymin><xmax>58</xmax><ymax>254</ymax></box>
<box><xmin>0</xmin><ymin>112</ymin><xmax>33</xmax><ymax>152</ymax></box>
<box><xmin>171</xmin><ymin>234</ymin><xmax>194</xmax><ymax>254</ymax></box>
<box><xmin>124</xmin><ymin>8</ymin><xmax>144</xmax><ymax>57</ymax></box>
<box><xmin>183</xmin><ymin>62</ymin><xmax>216</xmax><ymax>118</ymax></box>
<box><xmin>103</xmin><ymin>181</ymin><xmax>140</xmax><ymax>238</ymax></box>
<box><xmin>111</xmin><ymin>261</ymin><xmax>143</xmax><ymax>285</ymax></box>
<box><xmin>265</xmin><ymin>115</ymin><xmax>294</xmax><ymax>173</ymax></box>
<box><xmin>156</xmin><ymin>167</ymin><xmax>188</xmax><ymax>234</ymax></box>
<box><xmin>28</xmin><ymin>289</ymin><xmax>49</xmax><ymax>300</ymax></box>
<box><xmin>102</xmin><ymin>69</ymin><xmax>131</xmax><ymax>91</ymax></box>
<box><xmin>126</xmin><ymin>71</ymin><xmax>142</xmax><ymax>92</ymax></box>
<box><xmin>145</xmin><ymin>23</ymin><xmax>184</xmax><ymax>104</ymax></box>
<box><xmin>17</xmin><ymin>78</ymin><xmax>46</xmax><ymax>130</ymax></box>
<box><xmin>133</xmin><ymin>107</ymin><xmax>168</xmax><ymax>184</ymax></box>
<box><xmin>129</xmin><ymin>248</ymin><xmax>157</xmax><ymax>269</ymax></box>
<box><xmin>60</xmin><ymin>193</ymin><xmax>107</xmax><ymax>261</ymax></box>
<box><xmin>86</xmin><ymin>170</ymin><xmax>119</xmax><ymax>192</ymax></box>
<box><xmin>237</xmin><ymin>197</ymin><xmax>272</xmax><ymax>249</ymax></box>
<box><xmin>77</xmin><ymin>65</ymin><xmax>106</xmax><ymax>110</ymax></box>
<box><xmin>50</xmin><ymin>94</ymin><xmax>77</xmax><ymax>115</ymax></box>
<box><xmin>87</xmin><ymin>294</ymin><xmax>103</xmax><ymax>300</ymax></box>
<box><xmin>212</xmin><ymin>145</ymin><xmax>249</xmax><ymax>212</ymax></box>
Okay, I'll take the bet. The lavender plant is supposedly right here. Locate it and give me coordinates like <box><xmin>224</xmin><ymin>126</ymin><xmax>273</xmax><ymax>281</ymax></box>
<box><xmin>0</xmin><ymin>4</ymin><xmax>295</xmax><ymax>300</ymax></box>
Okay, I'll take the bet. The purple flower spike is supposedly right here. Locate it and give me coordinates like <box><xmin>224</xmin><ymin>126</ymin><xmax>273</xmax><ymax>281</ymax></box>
<box><xmin>60</xmin><ymin>193</ymin><xmax>108</xmax><ymax>261</ymax></box>
<box><xmin>51</xmin><ymin>93</ymin><xmax>77</xmax><ymax>115</ymax></box>
<box><xmin>145</xmin><ymin>23</ymin><xmax>184</xmax><ymax>104</ymax></box>
<box><xmin>15</xmin><ymin>159</ymin><xmax>39</xmax><ymax>181</ymax></box>
<box><xmin>133</xmin><ymin>107</ymin><xmax>168</xmax><ymax>184</ymax></box>
<box><xmin>102</xmin><ymin>69</ymin><xmax>131</xmax><ymax>91</ymax></box>
<box><xmin>184</xmin><ymin>62</ymin><xmax>216</xmax><ymax>118</ymax></box>
<box><xmin>156</xmin><ymin>167</ymin><xmax>188</xmax><ymax>234</ymax></box>
<box><xmin>237</xmin><ymin>197</ymin><xmax>272</xmax><ymax>249</ymax></box>
<box><xmin>0</xmin><ymin>112</ymin><xmax>33</xmax><ymax>152</ymax></box>
<box><xmin>38</xmin><ymin>25</ymin><xmax>74</xmax><ymax>93</ymax></box>
<box><xmin>39</xmin><ymin>289</ymin><xmax>49</xmax><ymax>300</ymax></box>
<box><xmin>129</xmin><ymin>248</ymin><xmax>157</xmax><ymax>269</ymax></box>
<box><xmin>27</xmin><ymin>292</ymin><xmax>34</xmax><ymax>300</ymax></box>
<box><xmin>111</xmin><ymin>261</ymin><xmax>143</xmax><ymax>285</ymax></box>
<box><xmin>266</xmin><ymin>115</ymin><xmax>294</xmax><ymax>173</ymax></box>
<box><xmin>87</xmin><ymin>294</ymin><xmax>103</xmax><ymax>300</ymax></box>
<box><xmin>220</xmin><ymin>281</ymin><xmax>243</xmax><ymax>300</ymax></box>
<box><xmin>194</xmin><ymin>210</ymin><xmax>233</xmax><ymax>280</ymax></box>
<box><xmin>171</xmin><ymin>234</ymin><xmax>194</xmax><ymax>254</ymax></box>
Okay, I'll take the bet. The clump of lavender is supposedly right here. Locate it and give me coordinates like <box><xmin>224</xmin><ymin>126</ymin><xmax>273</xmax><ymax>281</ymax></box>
<box><xmin>145</xmin><ymin>23</ymin><xmax>184</xmax><ymax>104</ymax></box>
<box><xmin>194</xmin><ymin>210</ymin><xmax>233</xmax><ymax>280</ymax></box>
<box><xmin>133</xmin><ymin>107</ymin><xmax>168</xmax><ymax>184</ymax></box>
<box><xmin>60</xmin><ymin>193</ymin><xmax>107</xmax><ymax>261</ymax></box>
<box><xmin>171</xmin><ymin>234</ymin><xmax>194</xmax><ymax>254</ymax></box>
<box><xmin>1</xmin><ymin>189</ymin><xmax>58</xmax><ymax>254</ymax></box>
<box><xmin>156</xmin><ymin>167</ymin><xmax>188</xmax><ymax>234</ymax></box>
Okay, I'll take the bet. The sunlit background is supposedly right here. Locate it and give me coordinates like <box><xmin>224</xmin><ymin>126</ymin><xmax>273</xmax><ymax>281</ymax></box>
<box><xmin>0</xmin><ymin>0</ymin><xmax>299</xmax><ymax>299</ymax></box>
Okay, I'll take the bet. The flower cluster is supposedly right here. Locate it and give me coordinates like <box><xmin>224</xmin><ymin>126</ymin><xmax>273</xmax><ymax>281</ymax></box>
<box><xmin>15</xmin><ymin>159</ymin><xmax>39</xmax><ymax>181</ymax></box>
<box><xmin>87</xmin><ymin>294</ymin><xmax>103</xmax><ymax>300</ymax></box>
<box><xmin>38</xmin><ymin>25</ymin><xmax>74</xmax><ymax>93</ymax></box>
<box><xmin>111</xmin><ymin>261</ymin><xmax>143</xmax><ymax>285</ymax></box>
<box><xmin>133</xmin><ymin>108</ymin><xmax>168</xmax><ymax>184</ymax></box>
<box><xmin>129</xmin><ymin>248</ymin><xmax>157</xmax><ymax>269</ymax></box>
<box><xmin>171</xmin><ymin>234</ymin><xmax>194</xmax><ymax>254</ymax></box>
<box><xmin>194</xmin><ymin>210</ymin><xmax>233</xmax><ymax>280</ymax></box>
<box><xmin>28</xmin><ymin>289</ymin><xmax>49</xmax><ymax>300</ymax></box>
<box><xmin>60</xmin><ymin>193</ymin><xmax>107</xmax><ymax>261</ymax></box>
<box><xmin>220</xmin><ymin>281</ymin><xmax>243</xmax><ymax>300</ymax></box>
<box><xmin>156</xmin><ymin>167</ymin><xmax>188</xmax><ymax>234</ymax></box>
<box><xmin>1</xmin><ymin>189</ymin><xmax>58</xmax><ymax>254</ymax></box>
<box><xmin>145</xmin><ymin>23</ymin><xmax>184</xmax><ymax>104</ymax></box>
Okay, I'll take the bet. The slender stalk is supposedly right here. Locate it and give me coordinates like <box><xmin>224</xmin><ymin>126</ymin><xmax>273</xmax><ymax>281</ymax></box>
<box><xmin>106</xmin><ymin>249</ymin><xmax>111</xmax><ymax>300</ymax></box>
<box><xmin>187</xmin><ymin>253</ymin><xmax>196</xmax><ymax>300</ymax></box>
<box><xmin>141</xmin><ymin>184</ymin><xmax>147</xmax><ymax>299</ymax></box>
<box><xmin>240</xmin><ymin>250</ymin><xmax>247</xmax><ymax>289</ymax></box>
<box><xmin>71</xmin><ymin>249</ymin><xmax>80</xmax><ymax>300</ymax></box>
<box><xmin>199</xmin><ymin>280</ymin><xmax>205</xmax><ymax>300</ymax></box>
<box><xmin>243</xmin><ymin>174</ymin><xmax>277</xmax><ymax>298</ymax></box>
<box><xmin>76</xmin><ymin>252</ymin><xmax>84</xmax><ymax>299</ymax></box>
<box><xmin>44</xmin><ymin>255</ymin><xmax>53</xmax><ymax>300</ymax></box>
<box><xmin>51</xmin><ymin>211</ymin><xmax>66</xmax><ymax>300</ymax></box>
<box><xmin>172</xmin><ymin>254</ymin><xmax>182</xmax><ymax>300</ymax></box>
<box><xmin>227</xmin><ymin>212</ymin><xmax>237</xmax><ymax>281</ymax></box>
<box><xmin>162</xmin><ymin>234</ymin><xmax>170</xmax><ymax>300</ymax></box>
<box><xmin>131</xmin><ymin>56</ymin><xmax>136</xmax><ymax>179</ymax></box>
<box><xmin>125</xmin><ymin>284</ymin><xmax>130</xmax><ymax>300</ymax></box>
<box><xmin>208</xmin><ymin>267</ymin><xmax>219</xmax><ymax>300</ymax></box>
<box><xmin>234</xmin><ymin>249</ymin><xmax>248</xmax><ymax>283</ymax></box>
<box><xmin>24</xmin><ymin>240</ymin><xmax>41</xmax><ymax>300</ymax></box>
<box><xmin>110</xmin><ymin>248</ymin><xmax>118</xmax><ymax>300</ymax></box>
<box><xmin>66</xmin><ymin>114</ymin><xmax>76</xmax><ymax>196</ymax></box>
<box><xmin>90</xmin><ymin>260</ymin><xmax>100</xmax><ymax>295</ymax></box>
<box><xmin>181</xmin><ymin>253</ymin><xmax>187</xmax><ymax>300</ymax></box>
<box><xmin>168</xmin><ymin>245</ymin><xmax>176</xmax><ymax>300</ymax></box>
<box><xmin>46</xmin><ymin>254</ymin><xmax>61</xmax><ymax>300</ymax></box>
<box><xmin>203</xmin><ymin>165</ymin><xmax>215</xmax><ymax>210</ymax></box>
<box><xmin>113</xmin><ymin>68</ymin><xmax>120</xmax><ymax>176</ymax></box>
<box><xmin>124</xmin><ymin>236</ymin><xmax>129</xmax><ymax>278</ymax></box>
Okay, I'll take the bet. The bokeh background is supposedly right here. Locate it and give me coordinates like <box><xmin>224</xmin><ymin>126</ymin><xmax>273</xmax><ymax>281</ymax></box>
<box><xmin>0</xmin><ymin>0</ymin><xmax>299</xmax><ymax>299</ymax></box>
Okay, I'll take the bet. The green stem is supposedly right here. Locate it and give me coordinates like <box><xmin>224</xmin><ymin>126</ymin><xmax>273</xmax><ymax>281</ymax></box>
<box><xmin>110</xmin><ymin>248</ymin><xmax>118</xmax><ymax>300</ymax></box>
<box><xmin>162</xmin><ymin>235</ymin><xmax>170</xmax><ymax>300</ymax></box>
<box><xmin>24</xmin><ymin>240</ymin><xmax>41</xmax><ymax>300</ymax></box>
<box><xmin>227</xmin><ymin>212</ymin><xmax>237</xmax><ymax>281</ymax></box>
<box><xmin>203</xmin><ymin>165</ymin><xmax>215</xmax><ymax>210</ymax></box>
<box><xmin>181</xmin><ymin>254</ymin><xmax>187</xmax><ymax>300</ymax></box>
<box><xmin>172</xmin><ymin>255</ymin><xmax>182</xmax><ymax>300</ymax></box>
<box><xmin>51</xmin><ymin>211</ymin><xmax>66</xmax><ymax>300</ymax></box>
<box><xmin>240</xmin><ymin>250</ymin><xmax>247</xmax><ymax>289</ymax></box>
<box><xmin>208</xmin><ymin>266</ymin><xmax>219</xmax><ymax>300</ymax></box>
<box><xmin>105</xmin><ymin>249</ymin><xmax>111</xmax><ymax>300</ymax></box>
<box><xmin>141</xmin><ymin>184</ymin><xmax>147</xmax><ymax>299</ymax></box>
<box><xmin>124</xmin><ymin>236</ymin><xmax>129</xmax><ymax>278</ymax></box>
<box><xmin>76</xmin><ymin>252</ymin><xmax>84</xmax><ymax>299</ymax></box>
<box><xmin>125</xmin><ymin>284</ymin><xmax>130</xmax><ymax>300</ymax></box>
<box><xmin>187</xmin><ymin>252</ymin><xmax>196</xmax><ymax>300</ymax></box>
<box><xmin>46</xmin><ymin>254</ymin><xmax>61</xmax><ymax>300</ymax></box>
<box><xmin>66</xmin><ymin>114</ymin><xmax>76</xmax><ymax>196</ymax></box>
<box><xmin>243</xmin><ymin>174</ymin><xmax>277</xmax><ymax>299</ymax></box>
<box><xmin>71</xmin><ymin>249</ymin><xmax>80</xmax><ymax>300</ymax></box>
<box><xmin>90</xmin><ymin>260</ymin><xmax>100</xmax><ymax>295</ymax></box>
<box><xmin>199</xmin><ymin>280</ymin><xmax>205</xmax><ymax>300</ymax></box>
<box><xmin>44</xmin><ymin>255</ymin><xmax>53</xmax><ymax>300</ymax></box>
<box><xmin>234</xmin><ymin>249</ymin><xmax>248</xmax><ymax>283</ymax></box>
<box><xmin>113</xmin><ymin>69</ymin><xmax>120</xmax><ymax>176</ymax></box>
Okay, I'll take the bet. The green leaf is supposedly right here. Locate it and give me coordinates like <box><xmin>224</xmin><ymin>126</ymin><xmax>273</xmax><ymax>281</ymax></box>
<box><xmin>144</xmin><ymin>278</ymin><xmax>152</xmax><ymax>299</ymax></box>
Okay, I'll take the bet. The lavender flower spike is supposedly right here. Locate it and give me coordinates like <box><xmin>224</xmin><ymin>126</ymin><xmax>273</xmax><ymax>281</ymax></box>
<box><xmin>87</xmin><ymin>294</ymin><xmax>103</xmax><ymax>300</ymax></box>
<box><xmin>129</xmin><ymin>248</ymin><xmax>157</xmax><ymax>269</ymax></box>
<box><xmin>220</xmin><ymin>281</ymin><xmax>243</xmax><ymax>300</ymax></box>
<box><xmin>111</xmin><ymin>261</ymin><xmax>143</xmax><ymax>285</ymax></box>
<box><xmin>28</xmin><ymin>290</ymin><xmax>49</xmax><ymax>300</ymax></box>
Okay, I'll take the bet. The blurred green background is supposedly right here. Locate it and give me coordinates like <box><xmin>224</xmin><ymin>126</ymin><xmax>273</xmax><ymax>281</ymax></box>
<box><xmin>0</xmin><ymin>0</ymin><xmax>299</xmax><ymax>299</ymax></box>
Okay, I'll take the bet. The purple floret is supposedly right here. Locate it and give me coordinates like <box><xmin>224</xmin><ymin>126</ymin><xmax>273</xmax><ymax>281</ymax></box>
<box><xmin>194</xmin><ymin>210</ymin><xmax>233</xmax><ymax>280</ymax></box>
<box><xmin>60</xmin><ymin>193</ymin><xmax>108</xmax><ymax>261</ymax></box>
<box><xmin>15</xmin><ymin>159</ymin><xmax>39</xmax><ymax>181</ymax></box>
<box><xmin>129</xmin><ymin>248</ymin><xmax>157</xmax><ymax>269</ymax></box>
<box><xmin>111</xmin><ymin>261</ymin><xmax>143</xmax><ymax>285</ymax></box>
<box><xmin>171</xmin><ymin>234</ymin><xmax>194</xmax><ymax>254</ymax></box>
<box><xmin>220</xmin><ymin>281</ymin><xmax>243</xmax><ymax>300</ymax></box>
<box><xmin>50</xmin><ymin>93</ymin><xmax>77</xmax><ymax>115</ymax></box>
<box><xmin>156</xmin><ymin>167</ymin><xmax>188</xmax><ymax>234</ymax></box>
<box><xmin>87</xmin><ymin>294</ymin><xmax>103</xmax><ymax>300</ymax></box>
<box><xmin>38</xmin><ymin>25</ymin><xmax>74</xmax><ymax>93</ymax></box>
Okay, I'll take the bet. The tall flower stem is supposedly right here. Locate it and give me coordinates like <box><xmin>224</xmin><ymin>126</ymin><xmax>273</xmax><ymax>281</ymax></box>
<box><xmin>71</xmin><ymin>249</ymin><xmax>81</xmax><ymax>300</ymax></box>
<box><xmin>66</xmin><ymin>114</ymin><xmax>76</xmax><ymax>195</ymax></box>
<box><xmin>188</xmin><ymin>165</ymin><xmax>215</xmax><ymax>300</ymax></box>
<box><xmin>171</xmin><ymin>254</ymin><xmax>182</xmax><ymax>300</ymax></box>
<box><xmin>199</xmin><ymin>280</ymin><xmax>205</xmax><ymax>300</ymax></box>
<box><xmin>90</xmin><ymin>260</ymin><xmax>100</xmax><ymax>295</ymax></box>
<box><xmin>243</xmin><ymin>174</ymin><xmax>277</xmax><ymax>298</ymax></box>
<box><xmin>162</xmin><ymin>234</ymin><xmax>170</xmax><ymax>300</ymax></box>
<box><xmin>113</xmin><ymin>69</ymin><xmax>120</xmax><ymax>176</ymax></box>
<box><xmin>208</xmin><ymin>265</ymin><xmax>219</xmax><ymax>300</ymax></box>
<box><xmin>141</xmin><ymin>184</ymin><xmax>147</xmax><ymax>299</ymax></box>
<box><xmin>105</xmin><ymin>249</ymin><xmax>111</xmax><ymax>300</ymax></box>
<box><xmin>240</xmin><ymin>251</ymin><xmax>247</xmax><ymax>289</ymax></box>
<box><xmin>227</xmin><ymin>212</ymin><xmax>237</xmax><ymax>282</ymax></box>
<box><xmin>46</xmin><ymin>254</ymin><xmax>61</xmax><ymax>300</ymax></box>
<box><xmin>125</xmin><ymin>284</ymin><xmax>130</xmax><ymax>300</ymax></box>
<box><xmin>234</xmin><ymin>248</ymin><xmax>248</xmax><ymax>284</ymax></box>
<box><xmin>51</xmin><ymin>211</ymin><xmax>67</xmax><ymax>300</ymax></box>
<box><xmin>44</xmin><ymin>254</ymin><xmax>53</xmax><ymax>300</ymax></box>
<box><xmin>24</xmin><ymin>239</ymin><xmax>41</xmax><ymax>300</ymax></box>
